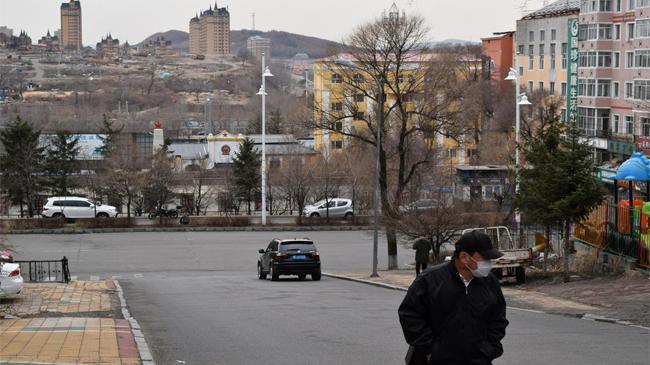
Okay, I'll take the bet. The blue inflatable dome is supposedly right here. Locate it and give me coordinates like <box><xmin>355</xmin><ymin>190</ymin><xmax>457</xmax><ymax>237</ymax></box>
<box><xmin>615</xmin><ymin>152</ymin><xmax>650</xmax><ymax>181</ymax></box>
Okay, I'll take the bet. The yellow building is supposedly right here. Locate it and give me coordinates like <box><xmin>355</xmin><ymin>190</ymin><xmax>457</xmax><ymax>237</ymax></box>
<box><xmin>312</xmin><ymin>55</ymin><xmax>478</xmax><ymax>169</ymax></box>
<box><xmin>189</xmin><ymin>3</ymin><xmax>230</xmax><ymax>56</ymax></box>
<box><xmin>60</xmin><ymin>0</ymin><xmax>82</xmax><ymax>51</ymax></box>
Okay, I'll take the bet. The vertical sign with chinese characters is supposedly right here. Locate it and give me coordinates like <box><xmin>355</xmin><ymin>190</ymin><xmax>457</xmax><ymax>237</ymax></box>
<box><xmin>567</xmin><ymin>18</ymin><xmax>579</xmax><ymax>125</ymax></box>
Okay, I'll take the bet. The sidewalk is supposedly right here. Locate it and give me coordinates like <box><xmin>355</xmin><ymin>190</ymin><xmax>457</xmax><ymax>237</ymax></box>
<box><xmin>0</xmin><ymin>280</ymin><xmax>143</xmax><ymax>365</ymax></box>
<box><xmin>330</xmin><ymin>269</ymin><xmax>650</xmax><ymax>327</ymax></box>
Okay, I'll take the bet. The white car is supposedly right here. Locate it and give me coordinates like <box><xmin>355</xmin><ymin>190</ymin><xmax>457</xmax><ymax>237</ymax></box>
<box><xmin>42</xmin><ymin>196</ymin><xmax>118</xmax><ymax>219</ymax></box>
<box><xmin>303</xmin><ymin>198</ymin><xmax>354</xmax><ymax>219</ymax></box>
<box><xmin>0</xmin><ymin>253</ymin><xmax>23</xmax><ymax>297</ymax></box>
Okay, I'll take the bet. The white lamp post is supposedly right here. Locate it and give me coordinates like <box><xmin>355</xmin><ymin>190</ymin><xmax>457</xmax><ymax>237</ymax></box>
<box><xmin>505</xmin><ymin>52</ymin><xmax>532</xmax><ymax>242</ymax></box>
<box><xmin>256</xmin><ymin>53</ymin><xmax>273</xmax><ymax>225</ymax></box>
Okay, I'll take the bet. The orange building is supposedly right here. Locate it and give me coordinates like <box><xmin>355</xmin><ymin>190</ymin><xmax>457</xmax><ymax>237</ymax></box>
<box><xmin>481</xmin><ymin>31</ymin><xmax>514</xmax><ymax>91</ymax></box>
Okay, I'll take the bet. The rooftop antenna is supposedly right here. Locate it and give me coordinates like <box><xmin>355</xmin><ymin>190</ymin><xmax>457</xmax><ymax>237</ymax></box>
<box><xmin>252</xmin><ymin>12</ymin><xmax>255</xmax><ymax>31</ymax></box>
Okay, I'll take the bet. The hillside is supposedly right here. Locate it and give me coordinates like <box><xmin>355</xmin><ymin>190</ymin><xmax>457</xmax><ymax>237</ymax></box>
<box><xmin>138</xmin><ymin>29</ymin><xmax>342</xmax><ymax>59</ymax></box>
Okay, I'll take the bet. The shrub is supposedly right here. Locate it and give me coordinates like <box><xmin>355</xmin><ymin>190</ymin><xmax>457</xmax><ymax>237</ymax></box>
<box><xmin>74</xmin><ymin>218</ymin><xmax>134</xmax><ymax>229</ymax></box>
<box><xmin>0</xmin><ymin>218</ymin><xmax>66</xmax><ymax>230</ymax></box>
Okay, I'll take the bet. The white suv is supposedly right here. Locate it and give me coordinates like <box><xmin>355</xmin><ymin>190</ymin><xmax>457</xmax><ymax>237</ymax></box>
<box><xmin>42</xmin><ymin>197</ymin><xmax>118</xmax><ymax>218</ymax></box>
<box><xmin>303</xmin><ymin>198</ymin><xmax>354</xmax><ymax>219</ymax></box>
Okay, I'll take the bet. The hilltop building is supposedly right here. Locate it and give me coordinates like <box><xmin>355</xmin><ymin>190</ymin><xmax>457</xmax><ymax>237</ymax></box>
<box><xmin>61</xmin><ymin>0</ymin><xmax>82</xmax><ymax>51</ymax></box>
<box><xmin>96</xmin><ymin>34</ymin><xmax>120</xmax><ymax>56</ymax></box>
<box><xmin>189</xmin><ymin>3</ymin><xmax>230</xmax><ymax>56</ymax></box>
<box><xmin>246</xmin><ymin>35</ymin><xmax>271</xmax><ymax>60</ymax></box>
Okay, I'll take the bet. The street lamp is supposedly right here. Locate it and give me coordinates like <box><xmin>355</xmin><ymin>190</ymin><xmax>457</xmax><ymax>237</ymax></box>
<box><xmin>257</xmin><ymin>53</ymin><xmax>273</xmax><ymax>225</ymax></box>
<box><xmin>505</xmin><ymin>52</ymin><xmax>532</xmax><ymax>244</ymax></box>
<box><xmin>335</xmin><ymin>59</ymin><xmax>383</xmax><ymax>278</ymax></box>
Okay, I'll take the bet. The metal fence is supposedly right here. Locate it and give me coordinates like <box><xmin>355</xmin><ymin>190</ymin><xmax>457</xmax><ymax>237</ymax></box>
<box><xmin>14</xmin><ymin>256</ymin><xmax>71</xmax><ymax>283</ymax></box>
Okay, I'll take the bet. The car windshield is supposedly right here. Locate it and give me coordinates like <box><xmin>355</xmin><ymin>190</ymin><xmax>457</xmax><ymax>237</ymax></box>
<box><xmin>311</xmin><ymin>200</ymin><xmax>326</xmax><ymax>207</ymax></box>
<box><xmin>280</xmin><ymin>242</ymin><xmax>317</xmax><ymax>252</ymax></box>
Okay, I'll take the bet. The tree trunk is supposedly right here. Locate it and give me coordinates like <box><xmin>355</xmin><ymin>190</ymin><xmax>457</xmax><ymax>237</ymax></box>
<box><xmin>386</xmin><ymin>225</ymin><xmax>398</xmax><ymax>270</ymax></box>
<box><xmin>563</xmin><ymin>221</ymin><xmax>572</xmax><ymax>283</ymax></box>
<box><xmin>543</xmin><ymin>225</ymin><xmax>550</xmax><ymax>274</ymax></box>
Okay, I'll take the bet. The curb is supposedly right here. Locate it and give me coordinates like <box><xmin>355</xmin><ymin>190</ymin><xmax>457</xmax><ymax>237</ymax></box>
<box><xmin>322</xmin><ymin>272</ymin><xmax>408</xmax><ymax>292</ymax></box>
<box><xmin>323</xmin><ymin>273</ymin><xmax>650</xmax><ymax>331</ymax></box>
<box><xmin>113</xmin><ymin>280</ymin><xmax>156</xmax><ymax>365</ymax></box>
<box><xmin>4</xmin><ymin>226</ymin><xmax>372</xmax><ymax>235</ymax></box>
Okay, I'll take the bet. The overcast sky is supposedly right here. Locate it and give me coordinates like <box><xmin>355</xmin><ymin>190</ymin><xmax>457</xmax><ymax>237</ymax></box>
<box><xmin>0</xmin><ymin>0</ymin><xmax>543</xmax><ymax>46</ymax></box>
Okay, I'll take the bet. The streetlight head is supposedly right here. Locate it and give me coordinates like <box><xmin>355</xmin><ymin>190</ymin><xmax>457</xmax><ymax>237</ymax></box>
<box><xmin>263</xmin><ymin>66</ymin><xmax>273</xmax><ymax>78</ymax></box>
<box><xmin>256</xmin><ymin>86</ymin><xmax>267</xmax><ymax>96</ymax></box>
<box><xmin>518</xmin><ymin>94</ymin><xmax>532</xmax><ymax>105</ymax></box>
<box><xmin>505</xmin><ymin>69</ymin><xmax>517</xmax><ymax>81</ymax></box>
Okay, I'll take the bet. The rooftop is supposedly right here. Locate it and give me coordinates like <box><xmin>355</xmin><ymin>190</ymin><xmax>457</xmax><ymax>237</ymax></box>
<box><xmin>521</xmin><ymin>0</ymin><xmax>580</xmax><ymax>20</ymax></box>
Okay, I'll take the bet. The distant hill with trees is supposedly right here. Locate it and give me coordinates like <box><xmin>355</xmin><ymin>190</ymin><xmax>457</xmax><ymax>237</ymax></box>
<box><xmin>138</xmin><ymin>29</ymin><xmax>342</xmax><ymax>59</ymax></box>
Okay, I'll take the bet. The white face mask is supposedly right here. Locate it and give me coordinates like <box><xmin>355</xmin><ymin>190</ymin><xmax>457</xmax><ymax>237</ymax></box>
<box><xmin>466</xmin><ymin>256</ymin><xmax>492</xmax><ymax>278</ymax></box>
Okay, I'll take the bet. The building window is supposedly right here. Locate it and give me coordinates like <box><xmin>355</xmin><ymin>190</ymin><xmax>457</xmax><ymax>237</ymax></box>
<box><xmin>354</xmin><ymin>94</ymin><xmax>364</xmax><ymax>102</ymax></box>
<box><xmin>616</xmin><ymin>0</ymin><xmax>622</xmax><ymax>11</ymax></box>
<box><xmin>354</xmin><ymin>111</ymin><xmax>365</xmax><ymax>120</ymax></box>
<box><xmin>529</xmin><ymin>31</ymin><xmax>534</xmax><ymax>42</ymax></box>
<box><xmin>643</xmin><ymin>118</ymin><xmax>650</xmax><ymax>137</ymax></box>
<box><xmin>447</xmin><ymin>149</ymin><xmax>457</xmax><ymax>158</ymax></box>
<box><xmin>331</xmin><ymin>140</ymin><xmax>343</xmax><ymax>149</ymax></box>
<box><xmin>331</xmin><ymin>102</ymin><xmax>343</xmax><ymax>111</ymax></box>
<box><xmin>635</xmin><ymin>50</ymin><xmax>650</xmax><ymax>68</ymax></box>
<box><xmin>528</xmin><ymin>81</ymin><xmax>534</xmax><ymax>92</ymax></box>
<box><xmin>353</xmin><ymin>73</ymin><xmax>365</xmax><ymax>84</ymax></box>
<box><xmin>626</xmin><ymin>52</ymin><xmax>635</xmax><ymax>68</ymax></box>
<box><xmin>528</xmin><ymin>45</ymin><xmax>534</xmax><ymax>70</ymax></box>
<box><xmin>638</xmin><ymin>19</ymin><xmax>650</xmax><ymax>38</ymax></box>
<box><xmin>561</xmin><ymin>108</ymin><xmax>567</xmax><ymax>122</ymax></box>
<box><xmin>629</xmin><ymin>0</ymin><xmax>636</xmax><ymax>10</ymax></box>
<box><xmin>333</xmin><ymin>121</ymin><xmax>343</xmax><ymax>131</ymax></box>
<box><xmin>550</xmin><ymin>82</ymin><xmax>556</xmax><ymax>95</ymax></box>
<box><xmin>539</xmin><ymin>44</ymin><xmax>545</xmax><ymax>69</ymax></box>
<box><xmin>550</xmin><ymin>43</ymin><xmax>556</xmax><ymax>70</ymax></box>
<box><xmin>615</xmin><ymin>24</ymin><xmax>621</xmax><ymax>39</ymax></box>
<box><xmin>551</xmin><ymin>29</ymin><xmax>557</xmax><ymax>41</ymax></box>
<box><xmin>561</xmin><ymin>82</ymin><xmax>567</xmax><ymax>96</ymax></box>
<box><xmin>634</xmin><ymin>80</ymin><xmax>650</xmax><ymax>100</ymax></box>
<box><xmin>613</xmin><ymin>81</ymin><xmax>619</xmax><ymax>97</ymax></box>
<box><xmin>614</xmin><ymin>114</ymin><xmax>620</xmax><ymax>134</ymax></box>
<box><xmin>519</xmin><ymin>66</ymin><xmax>524</xmax><ymax>76</ymax></box>
<box><xmin>517</xmin><ymin>45</ymin><xmax>524</xmax><ymax>54</ymax></box>
<box><xmin>578</xmin><ymin>79</ymin><xmax>597</xmax><ymax>96</ymax></box>
<box><xmin>540</xmin><ymin>30</ymin><xmax>545</xmax><ymax>41</ymax></box>
<box><xmin>627</xmin><ymin>23</ymin><xmax>635</xmax><ymax>40</ymax></box>
<box><xmin>625</xmin><ymin>82</ymin><xmax>634</xmax><ymax>99</ymax></box>
<box><xmin>539</xmin><ymin>81</ymin><xmax>544</xmax><ymax>91</ymax></box>
<box><xmin>331</xmin><ymin>73</ymin><xmax>343</xmax><ymax>84</ymax></box>
<box><xmin>597</xmin><ymin>80</ymin><xmax>611</xmax><ymax>97</ymax></box>
<box><xmin>626</xmin><ymin>116</ymin><xmax>634</xmax><ymax>135</ymax></box>
<box><xmin>579</xmin><ymin>24</ymin><xmax>613</xmax><ymax>40</ymax></box>
<box><xmin>614</xmin><ymin>52</ymin><xmax>620</xmax><ymax>68</ymax></box>
<box><xmin>561</xmin><ymin>43</ymin><xmax>568</xmax><ymax>69</ymax></box>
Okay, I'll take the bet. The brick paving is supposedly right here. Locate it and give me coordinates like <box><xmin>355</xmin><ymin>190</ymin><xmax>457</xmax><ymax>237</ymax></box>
<box><xmin>333</xmin><ymin>269</ymin><xmax>649</xmax><ymax>327</ymax></box>
<box><xmin>0</xmin><ymin>281</ymin><xmax>141</xmax><ymax>365</ymax></box>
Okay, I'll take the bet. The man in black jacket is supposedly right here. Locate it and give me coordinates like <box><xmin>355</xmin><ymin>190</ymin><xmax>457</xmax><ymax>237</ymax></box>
<box><xmin>398</xmin><ymin>231</ymin><xmax>509</xmax><ymax>365</ymax></box>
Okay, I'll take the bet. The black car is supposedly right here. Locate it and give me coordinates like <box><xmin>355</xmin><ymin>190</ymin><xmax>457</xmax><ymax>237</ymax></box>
<box><xmin>258</xmin><ymin>239</ymin><xmax>321</xmax><ymax>281</ymax></box>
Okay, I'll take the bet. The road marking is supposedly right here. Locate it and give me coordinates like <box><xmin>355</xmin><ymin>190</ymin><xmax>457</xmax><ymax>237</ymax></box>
<box><xmin>134</xmin><ymin>273</ymin><xmax>144</xmax><ymax>278</ymax></box>
<box><xmin>112</xmin><ymin>275</ymin><xmax>122</xmax><ymax>279</ymax></box>
<box><xmin>89</xmin><ymin>275</ymin><xmax>100</xmax><ymax>281</ymax></box>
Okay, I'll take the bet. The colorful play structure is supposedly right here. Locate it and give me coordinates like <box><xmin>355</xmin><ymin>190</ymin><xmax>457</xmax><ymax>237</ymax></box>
<box><xmin>574</xmin><ymin>152</ymin><xmax>650</xmax><ymax>269</ymax></box>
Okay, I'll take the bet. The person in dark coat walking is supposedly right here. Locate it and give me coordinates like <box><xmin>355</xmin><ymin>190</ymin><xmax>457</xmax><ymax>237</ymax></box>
<box><xmin>412</xmin><ymin>237</ymin><xmax>432</xmax><ymax>275</ymax></box>
<box><xmin>399</xmin><ymin>231</ymin><xmax>509</xmax><ymax>365</ymax></box>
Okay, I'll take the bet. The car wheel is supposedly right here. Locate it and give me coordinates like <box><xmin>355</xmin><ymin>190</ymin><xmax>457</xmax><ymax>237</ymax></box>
<box><xmin>148</xmin><ymin>212</ymin><xmax>156</xmax><ymax>219</ymax></box>
<box><xmin>52</xmin><ymin>213</ymin><xmax>64</xmax><ymax>219</ymax></box>
<box><xmin>310</xmin><ymin>213</ymin><xmax>320</xmax><ymax>218</ymax></box>
<box><xmin>271</xmin><ymin>265</ymin><xmax>279</xmax><ymax>281</ymax></box>
<box><xmin>515</xmin><ymin>266</ymin><xmax>526</xmax><ymax>284</ymax></box>
<box><xmin>311</xmin><ymin>272</ymin><xmax>321</xmax><ymax>281</ymax></box>
<box><xmin>298</xmin><ymin>274</ymin><xmax>306</xmax><ymax>280</ymax></box>
<box><xmin>344</xmin><ymin>212</ymin><xmax>354</xmax><ymax>219</ymax></box>
<box><xmin>96</xmin><ymin>212</ymin><xmax>109</xmax><ymax>218</ymax></box>
<box><xmin>258</xmin><ymin>264</ymin><xmax>267</xmax><ymax>280</ymax></box>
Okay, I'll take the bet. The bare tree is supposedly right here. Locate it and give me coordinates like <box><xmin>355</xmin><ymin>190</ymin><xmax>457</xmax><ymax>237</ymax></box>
<box><xmin>100</xmin><ymin>139</ymin><xmax>145</xmax><ymax>219</ymax></box>
<box><xmin>276</xmin><ymin>149</ymin><xmax>316</xmax><ymax>222</ymax></box>
<box><xmin>312</xmin><ymin>14</ymin><xmax>475</xmax><ymax>269</ymax></box>
<box><xmin>180</xmin><ymin>157</ymin><xmax>217</xmax><ymax>216</ymax></box>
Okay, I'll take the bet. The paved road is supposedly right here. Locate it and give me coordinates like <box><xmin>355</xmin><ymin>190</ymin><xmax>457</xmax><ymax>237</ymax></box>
<box><xmin>5</xmin><ymin>232</ymin><xmax>650</xmax><ymax>365</ymax></box>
